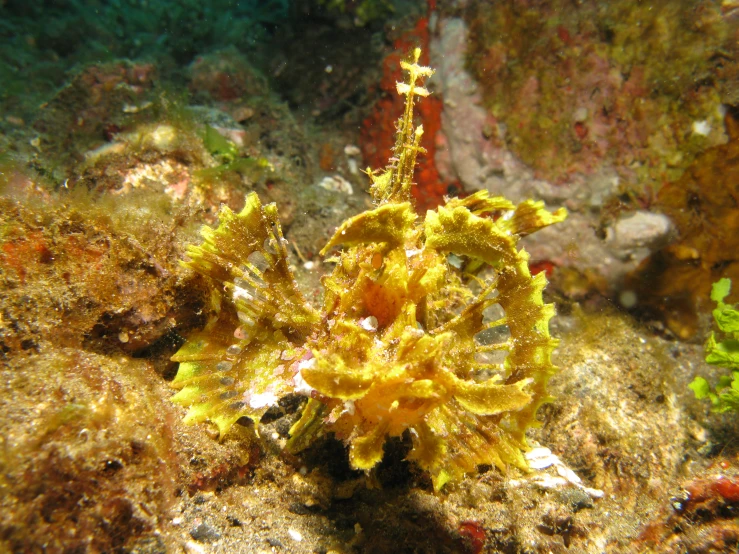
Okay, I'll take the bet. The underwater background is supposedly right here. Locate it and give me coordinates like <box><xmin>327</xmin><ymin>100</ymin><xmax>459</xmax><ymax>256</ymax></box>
<box><xmin>1</xmin><ymin>1</ymin><xmax>739</xmax><ymax>552</ymax></box>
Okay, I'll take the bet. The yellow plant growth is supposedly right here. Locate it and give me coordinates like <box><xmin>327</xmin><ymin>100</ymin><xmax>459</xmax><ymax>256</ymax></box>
<box><xmin>170</xmin><ymin>48</ymin><xmax>567</xmax><ymax>490</ymax></box>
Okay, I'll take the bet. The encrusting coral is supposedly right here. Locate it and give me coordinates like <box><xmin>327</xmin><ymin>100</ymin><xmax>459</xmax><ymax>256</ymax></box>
<box><xmin>170</xmin><ymin>48</ymin><xmax>567</xmax><ymax>490</ymax></box>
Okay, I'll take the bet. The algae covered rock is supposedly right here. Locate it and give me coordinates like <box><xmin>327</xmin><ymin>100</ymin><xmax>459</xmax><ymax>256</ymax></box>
<box><xmin>0</xmin><ymin>350</ymin><xmax>179</xmax><ymax>552</ymax></box>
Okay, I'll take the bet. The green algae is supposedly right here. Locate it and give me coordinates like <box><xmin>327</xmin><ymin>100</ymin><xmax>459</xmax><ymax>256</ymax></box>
<box><xmin>690</xmin><ymin>279</ymin><xmax>739</xmax><ymax>413</ymax></box>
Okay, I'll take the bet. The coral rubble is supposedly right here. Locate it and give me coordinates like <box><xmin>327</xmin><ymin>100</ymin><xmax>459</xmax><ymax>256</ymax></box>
<box><xmin>171</xmin><ymin>48</ymin><xmax>567</xmax><ymax>490</ymax></box>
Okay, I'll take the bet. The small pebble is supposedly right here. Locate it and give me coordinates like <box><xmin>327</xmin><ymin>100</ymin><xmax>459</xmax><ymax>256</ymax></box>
<box><xmin>318</xmin><ymin>175</ymin><xmax>353</xmax><ymax>195</ymax></box>
<box><xmin>232</xmin><ymin>106</ymin><xmax>255</xmax><ymax>122</ymax></box>
<box><xmin>184</xmin><ymin>541</ymin><xmax>207</xmax><ymax>554</ymax></box>
<box><xmin>288</xmin><ymin>502</ymin><xmax>312</xmax><ymax>515</ymax></box>
<box><xmin>190</xmin><ymin>522</ymin><xmax>221</xmax><ymax>543</ymax></box>
<box><xmin>344</xmin><ymin>144</ymin><xmax>361</xmax><ymax>156</ymax></box>
<box><xmin>619</xmin><ymin>290</ymin><xmax>638</xmax><ymax>309</ymax></box>
<box><xmin>605</xmin><ymin>211</ymin><xmax>674</xmax><ymax>261</ymax></box>
<box><xmin>557</xmin><ymin>488</ymin><xmax>594</xmax><ymax>512</ymax></box>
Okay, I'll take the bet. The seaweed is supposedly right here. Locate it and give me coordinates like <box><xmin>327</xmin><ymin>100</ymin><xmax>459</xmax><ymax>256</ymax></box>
<box><xmin>690</xmin><ymin>278</ymin><xmax>739</xmax><ymax>413</ymax></box>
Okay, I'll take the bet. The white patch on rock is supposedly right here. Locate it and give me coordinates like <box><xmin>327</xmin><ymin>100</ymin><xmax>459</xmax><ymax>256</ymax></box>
<box><xmin>319</xmin><ymin>175</ymin><xmax>353</xmax><ymax>195</ymax></box>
